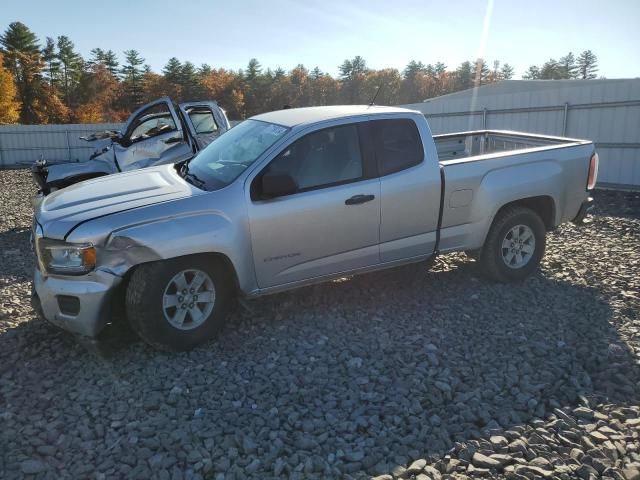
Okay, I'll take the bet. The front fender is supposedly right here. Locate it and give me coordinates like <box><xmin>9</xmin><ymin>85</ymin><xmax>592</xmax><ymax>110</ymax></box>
<box><xmin>45</xmin><ymin>158</ymin><xmax>116</xmax><ymax>187</ymax></box>
<box><xmin>93</xmin><ymin>212</ymin><xmax>253</xmax><ymax>293</ymax></box>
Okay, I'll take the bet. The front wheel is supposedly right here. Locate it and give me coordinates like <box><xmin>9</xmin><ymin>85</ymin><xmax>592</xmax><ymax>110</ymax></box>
<box><xmin>126</xmin><ymin>256</ymin><xmax>233</xmax><ymax>351</ymax></box>
<box><xmin>479</xmin><ymin>206</ymin><xmax>546</xmax><ymax>282</ymax></box>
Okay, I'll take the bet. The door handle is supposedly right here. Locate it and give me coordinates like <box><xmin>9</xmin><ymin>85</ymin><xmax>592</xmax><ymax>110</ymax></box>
<box><xmin>345</xmin><ymin>194</ymin><xmax>375</xmax><ymax>205</ymax></box>
<box><xmin>164</xmin><ymin>136</ymin><xmax>182</xmax><ymax>144</ymax></box>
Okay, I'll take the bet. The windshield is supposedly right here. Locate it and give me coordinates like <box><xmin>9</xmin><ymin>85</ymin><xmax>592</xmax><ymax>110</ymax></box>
<box><xmin>182</xmin><ymin>119</ymin><xmax>289</xmax><ymax>190</ymax></box>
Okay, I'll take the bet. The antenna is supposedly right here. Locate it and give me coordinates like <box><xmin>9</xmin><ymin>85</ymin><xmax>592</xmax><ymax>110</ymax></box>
<box><xmin>368</xmin><ymin>84</ymin><xmax>384</xmax><ymax>107</ymax></box>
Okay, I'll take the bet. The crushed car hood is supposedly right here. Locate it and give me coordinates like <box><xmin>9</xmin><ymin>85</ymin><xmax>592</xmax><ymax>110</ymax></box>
<box><xmin>36</xmin><ymin>165</ymin><xmax>199</xmax><ymax>239</ymax></box>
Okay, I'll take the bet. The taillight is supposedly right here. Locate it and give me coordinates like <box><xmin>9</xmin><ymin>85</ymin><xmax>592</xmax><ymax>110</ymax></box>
<box><xmin>587</xmin><ymin>152</ymin><xmax>599</xmax><ymax>190</ymax></box>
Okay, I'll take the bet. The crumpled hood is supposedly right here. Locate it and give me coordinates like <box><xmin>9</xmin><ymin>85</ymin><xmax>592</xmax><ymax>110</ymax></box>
<box><xmin>36</xmin><ymin>165</ymin><xmax>199</xmax><ymax>239</ymax></box>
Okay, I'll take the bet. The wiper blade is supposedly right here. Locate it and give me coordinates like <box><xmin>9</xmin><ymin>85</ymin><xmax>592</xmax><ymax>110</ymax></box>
<box><xmin>179</xmin><ymin>163</ymin><xmax>207</xmax><ymax>189</ymax></box>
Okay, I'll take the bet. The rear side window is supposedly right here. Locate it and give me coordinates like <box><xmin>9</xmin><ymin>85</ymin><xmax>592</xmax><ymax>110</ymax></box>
<box><xmin>187</xmin><ymin>107</ymin><xmax>218</xmax><ymax>134</ymax></box>
<box><xmin>372</xmin><ymin>119</ymin><xmax>424</xmax><ymax>176</ymax></box>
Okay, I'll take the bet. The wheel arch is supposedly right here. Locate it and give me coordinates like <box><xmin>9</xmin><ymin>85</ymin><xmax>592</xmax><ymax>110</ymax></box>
<box><xmin>125</xmin><ymin>252</ymin><xmax>241</xmax><ymax>293</ymax></box>
<box><xmin>491</xmin><ymin>195</ymin><xmax>556</xmax><ymax>232</ymax></box>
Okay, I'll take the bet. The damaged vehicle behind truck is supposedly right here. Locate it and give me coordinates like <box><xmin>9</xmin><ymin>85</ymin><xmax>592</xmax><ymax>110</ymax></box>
<box><xmin>31</xmin><ymin>97</ymin><xmax>231</xmax><ymax>194</ymax></box>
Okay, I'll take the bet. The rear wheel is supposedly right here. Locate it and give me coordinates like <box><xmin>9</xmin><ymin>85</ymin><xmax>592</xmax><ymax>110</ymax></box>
<box><xmin>126</xmin><ymin>256</ymin><xmax>233</xmax><ymax>351</ymax></box>
<box><xmin>479</xmin><ymin>206</ymin><xmax>546</xmax><ymax>282</ymax></box>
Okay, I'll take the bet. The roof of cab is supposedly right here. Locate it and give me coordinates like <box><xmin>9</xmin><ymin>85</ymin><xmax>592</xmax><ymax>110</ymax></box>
<box><xmin>251</xmin><ymin>105</ymin><xmax>419</xmax><ymax>128</ymax></box>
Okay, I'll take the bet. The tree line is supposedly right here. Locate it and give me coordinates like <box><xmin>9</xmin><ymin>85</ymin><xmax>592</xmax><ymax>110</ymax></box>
<box><xmin>0</xmin><ymin>21</ymin><xmax>600</xmax><ymax>124</ymax></box>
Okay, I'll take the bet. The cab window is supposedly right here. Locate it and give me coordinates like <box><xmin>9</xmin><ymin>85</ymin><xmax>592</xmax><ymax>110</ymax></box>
<box><xmin>372</xmin><ymin>118</ymin><xmax>424</xmax><ymax>175</ymax></box>
<box><xmin>264</xmin><ymin>123</ymin><xmax>363</xmax><ymax>193</ymax></box>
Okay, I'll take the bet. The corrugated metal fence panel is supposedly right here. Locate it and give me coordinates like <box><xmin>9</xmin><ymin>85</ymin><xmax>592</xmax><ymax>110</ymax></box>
<box><xmin>485</xmin><ymin>110</ymin><xmax>564</xmax><ymax>135</ymax></box>
<box><xmin>0</xmin><ymin>123</ymin><xmax>123</xmax><ymax>167</ymax></box>
<box><xmin>425</xmin><ymin>114</ymin><xmax>484</xmax><ymax>135</ymax></box>
<box><xmin>404</xmin><ymin>79</ymin><xmax>640</xmax><ymax>189</ymax></box>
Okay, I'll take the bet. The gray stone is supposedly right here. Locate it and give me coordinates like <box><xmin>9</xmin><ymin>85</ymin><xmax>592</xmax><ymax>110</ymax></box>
<box><xmin>407</xmin><ymin>458</ymin><xmax>427</xmax><ymax>473</ymax></box>
<box><xmin>575</xmin><ymin>464</ymin><xmax>599</xmax><ymax>480</ymax></box>
<box><xmin>21</xmin><ymin>459</ymin><xmax>47</xmax><ymax>474</ymax></box>
<box><xmin>471</xmin><ymin>452</ymin><xmax>501</xmax><ymax>469</ymax></box>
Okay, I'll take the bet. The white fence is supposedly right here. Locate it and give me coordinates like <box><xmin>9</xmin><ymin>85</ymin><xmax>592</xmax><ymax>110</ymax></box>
<box><xmin>0</xmin><ymin>123</ymin><xmax>124</xmax><ymax>167</ymax></box>
<box><xmin>0</xmin><ymin>121</ymin><xmax>246</xmax><ymax>168</ymax></box>
<box><xmin>417</xmin><ymin>100</ymin><xmax>640</xmax><ymax>189</ymax></box>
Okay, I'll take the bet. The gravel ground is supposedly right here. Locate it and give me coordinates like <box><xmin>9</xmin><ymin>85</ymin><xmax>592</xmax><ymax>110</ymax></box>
<box><xmin>0</xmin><ymin>168</ymin><xmax>639</xmax><ymax>480</ymax></box>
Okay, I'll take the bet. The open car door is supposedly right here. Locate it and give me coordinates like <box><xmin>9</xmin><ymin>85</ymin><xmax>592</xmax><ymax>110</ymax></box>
<box><xmin>178</xmin><ymin>101</ymin><xmax>230</xmax><ymax>151</ymax></box>
<box><xmin>115</xmin><ymin>97</ymin><xmax>193</xmax><ymax>171</ymax></box>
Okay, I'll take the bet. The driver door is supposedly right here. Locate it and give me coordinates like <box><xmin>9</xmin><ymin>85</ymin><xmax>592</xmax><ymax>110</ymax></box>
<box><xmin>116</xmin><ymin>98</ymin><xmax>193</xmax><ymax>171</ymax></box>
<box><xmin>247</xmin><ymin>120</ymin><xmax>381</xmax><ymax>289</ymax></box>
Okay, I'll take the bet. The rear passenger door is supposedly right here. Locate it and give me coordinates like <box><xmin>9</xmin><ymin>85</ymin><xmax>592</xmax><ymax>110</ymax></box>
<box><xmin>373</xmin><ymin>117</ymin><xmax>442</xmax><ymax>262</ymax></box>
<box><xmin>247</xmin><ymin>121</ymin><xmax>381</xmax><ymax>288</ymax></box>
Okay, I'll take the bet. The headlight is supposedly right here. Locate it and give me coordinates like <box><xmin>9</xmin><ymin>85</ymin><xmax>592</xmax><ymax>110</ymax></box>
<box><xmin>38</xmin><ymin>239</ymin><xmax>96</xmax><ymax>275</ymax></box>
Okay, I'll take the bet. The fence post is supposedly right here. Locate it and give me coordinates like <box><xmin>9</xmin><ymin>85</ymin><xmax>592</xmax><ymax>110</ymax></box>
<box><xmin>562</xmin><ymin>103</ymin><xmax>569</xmax><ymax>136</ymax></box>
<box><xmin>0</xmin><ymin>133</ymin><xmax>4</xmax><ymax>167</ymax></box>
<box><xmin>65</xmin><ymin>129</ymin><xmax>71</xmax><ymax>161</ymax></box>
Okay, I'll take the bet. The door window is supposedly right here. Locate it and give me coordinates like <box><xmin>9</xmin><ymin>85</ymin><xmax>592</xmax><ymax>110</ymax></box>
<box><xmin>264</xmin><ymin>124</ymin><xmax>363</xmax><ymax>194</ymax></box>
<box><xmin>186</xmin><ymin>107</ymin><xmax>218</xmax><ymax>134</ymax></box>
<box><xmin>127</xmin><ymin>103</ymin><xmax>177</xmax><ymax>143</ymax></box>
<box><xmin>372</xmin><ymin>119</ymin><xmax>424</xmax><ymax>175</ymax></box>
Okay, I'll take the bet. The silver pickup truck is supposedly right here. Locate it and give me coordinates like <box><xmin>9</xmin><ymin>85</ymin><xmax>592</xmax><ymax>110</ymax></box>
<box><xmin>31</xmin><ymin>105</ymin><xmax>598</xmax><ymax>351</ymax></box>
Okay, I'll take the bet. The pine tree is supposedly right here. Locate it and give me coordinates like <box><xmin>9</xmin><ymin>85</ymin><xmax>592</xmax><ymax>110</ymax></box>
<box><xmin>120</xmin><ymin>49</ymin><xmax>145</xmax><ymax>108</ymax></box>
<box><xmin>42</xmin><ymin>37</ymin><xmax>60</xmax><ymax>89</ymax></box>
<box><xmin>474</xmin><ymin>58</ymin><xmax>490</xmax><ymax>86</ymax></box>
<box><xmin>89</xmin><ymin>47</ymin><xmax>105</xmax><ymax>66</ymax></box>
<box><xmin>402</xmin><ymin>60</ymin><xmax>426</xmax><ymax>80</ymax></box>
<box><xmin>310</xmin><ymin>67</ymin><xmax>323</xmax><ymax>80</ymax></box>
<box><xmin>102</xmin><ymin>50</ymin><xmax>119</xmax><ymax>76</ymax></box>
<box><xmin>163</xmin><ymin>57</ymin><xmax>183</xmax><ymax>84</ymax></box>
<box><xmin>198</xmin><ymin>64</ymin><xmax>212</xmax><ymax>77</ymax></box>
<box><xmin>577</xmin><ymin>50</ymin><xmax>598</xmax><ymax>79</ymax></box>
<box><xmin>523</xmin><ymin>66</ymin><xmax>540</xmax><ymax>80</ymax></box>
<box><xmin>559</xmin><ymin>52</ymin><xmax>577</xmax><ymax>79</ymax></box>
<box><xmin>500</xmin><ymin>63</ymin><xmax>514</xmax><ymax>80</ymax></box>
<box><xmin>337</xmin><ymin>56</ymin><xmax>368</xmax><ymax>103</ymax></box>
<box><xmin>539</xmin><ymin>59</ymin><xmax>563</xmax><ymax>79</ymax></box>
<box><xmin>56</xmin><ymin>35</ymin><xmax>83</xmax><ymax>106</ymax></box>
<box><xmin>454</xmin><ymin>61</ymin><xmax>474</xmax><ymax>90</ymax></box>
<box><xmin>180</xmin><ymin>61</ymin><xmax>200</xmax><ymax>100</ymax></box>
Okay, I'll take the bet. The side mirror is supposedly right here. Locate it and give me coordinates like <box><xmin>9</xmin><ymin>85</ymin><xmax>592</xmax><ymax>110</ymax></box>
<box><xmin>261</xmin><ymin>172</ymin><xmax>298</xmax><ymax>198</ymax></box>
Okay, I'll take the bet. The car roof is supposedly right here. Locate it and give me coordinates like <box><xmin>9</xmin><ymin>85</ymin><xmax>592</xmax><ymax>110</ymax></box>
<box><xmin>251</xmin><ymin>105</ymin><xmax>419</xmax><ymax>128</ymax></box>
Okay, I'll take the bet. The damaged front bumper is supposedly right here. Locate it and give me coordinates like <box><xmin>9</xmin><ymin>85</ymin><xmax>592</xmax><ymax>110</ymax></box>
<box><xmin>31</xmin><ymin>268</ymin><xmax>122</xmax><ymax>337</ymax></box>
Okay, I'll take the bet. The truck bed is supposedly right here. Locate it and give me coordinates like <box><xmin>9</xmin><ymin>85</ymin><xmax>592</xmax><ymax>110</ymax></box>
<box><xmin>434</xmin><ymin>130</ymin><xmax>590</xmax><ymax>163</ymax></box>
<box><xmin>433</xmin><ymin>130</ymin><xmax>595</xmax><ymax>254</ymax></box>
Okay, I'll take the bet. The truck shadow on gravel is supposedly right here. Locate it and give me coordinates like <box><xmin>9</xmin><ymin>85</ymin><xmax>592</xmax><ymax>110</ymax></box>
<box><xmin>1</xmin><ymin>256</ymin><xmax>639</xmax><ymax>478</ymax></box>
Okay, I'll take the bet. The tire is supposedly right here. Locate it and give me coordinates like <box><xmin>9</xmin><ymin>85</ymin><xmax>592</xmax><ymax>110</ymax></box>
<box><xmin>126</xmin><ymin>256</ymin><xmax>233</xmax><ymax>351</ymax></box>
<box><xmin>479</xmin><ymin>206</ymin><xmax>546</xmax><ymax>282</ymax></box>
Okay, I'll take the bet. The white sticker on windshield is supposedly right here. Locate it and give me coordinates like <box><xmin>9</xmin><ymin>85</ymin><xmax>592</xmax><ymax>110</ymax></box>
<box><xmin>264</xmin><ymin>124</ymin><xmax>288</xmax><ymax>136</ymax></box>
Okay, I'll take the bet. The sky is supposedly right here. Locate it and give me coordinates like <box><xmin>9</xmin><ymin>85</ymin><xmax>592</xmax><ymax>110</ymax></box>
<box><xmin>2</xmin><ymin>0</ymin><xmax>639</xmax><ymax>79</ymax></box>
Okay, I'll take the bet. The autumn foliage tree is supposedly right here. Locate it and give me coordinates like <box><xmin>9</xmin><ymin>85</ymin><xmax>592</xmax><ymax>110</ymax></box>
<box><xmin>0</xmin><ymin>53</ymin><xmax>21</xmax><ymax>123</ymax></box>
